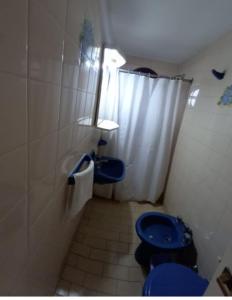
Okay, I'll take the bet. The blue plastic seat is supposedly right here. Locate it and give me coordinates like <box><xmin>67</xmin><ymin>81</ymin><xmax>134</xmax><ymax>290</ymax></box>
<box><xmin>143</xmin><ymin>263</ymin><xmax>208</xmax><ymax>296</ymax></box>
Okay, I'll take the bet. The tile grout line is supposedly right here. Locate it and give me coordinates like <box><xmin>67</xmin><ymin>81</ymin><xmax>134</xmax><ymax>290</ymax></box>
<box><xmin>26</xmin><ymin>0</ymin><xmax>31</xmax><ymax>256</ymax></box>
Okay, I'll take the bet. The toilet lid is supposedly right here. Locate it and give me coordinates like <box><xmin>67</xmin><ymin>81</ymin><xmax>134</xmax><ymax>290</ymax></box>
<box><xmin>143</xmin><ymin>263</ymin><xmax>208</xmax><ymax>296</ymax></box>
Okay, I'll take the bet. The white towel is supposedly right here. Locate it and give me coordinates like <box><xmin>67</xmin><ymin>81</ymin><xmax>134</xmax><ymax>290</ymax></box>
<box><xmin>70</xmin><ymin>160</ymin><xmax>94</xmax><ymax>217</ymax></box>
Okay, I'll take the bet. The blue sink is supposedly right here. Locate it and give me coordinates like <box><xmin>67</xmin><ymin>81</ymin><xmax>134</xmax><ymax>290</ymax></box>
<box><xmin>94</xmin><ymin>156</ymin><xmax>125</xmax><ymax>184</ymax></box>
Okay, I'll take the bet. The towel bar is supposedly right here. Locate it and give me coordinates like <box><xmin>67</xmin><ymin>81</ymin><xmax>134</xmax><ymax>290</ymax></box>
<box><xmin>67</xmin><ymin>154</ymin><xmax>92</xmax><ymax>185</ymax></box>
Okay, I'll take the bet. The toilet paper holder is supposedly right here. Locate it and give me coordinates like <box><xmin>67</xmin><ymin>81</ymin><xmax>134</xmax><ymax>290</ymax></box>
<box><xmin>68</xmin><ymin>154</ymin><xmax>92</xmax><ymax>185</ymax></box>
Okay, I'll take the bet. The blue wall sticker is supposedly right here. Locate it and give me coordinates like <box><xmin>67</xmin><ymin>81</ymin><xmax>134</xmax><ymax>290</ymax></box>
<box><xmin>218</xmin><ymin>85</ymin><xmax>232</xmax><ymax>105</ymax></box>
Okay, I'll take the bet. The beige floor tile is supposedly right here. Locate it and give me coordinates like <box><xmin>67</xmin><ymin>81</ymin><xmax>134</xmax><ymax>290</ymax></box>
<box><xmin>118</xmin><ymin>224</ymin><xmax>132</xmax><ymax>233</ymax></box>
<box><xmin>78</xmin><ymin>219</ymin><xmax>89</xmax><ymax>228</ymax></box>
<box><xmin>76</xmin><ymin>256</ymin><xmax>103</xmax><ymax>275</ymax></box>
<box><xmin>116</xmin><ymin>280</ymin><xmax>143</xmax><ymax>296</ymax></box>
<box><xmin>74</xmin><ymin>231</ymin><xmax>85</xmax><ymax>243</ymax></box>
<box><xmin>90</xmin><ymin>248</ymin><xmax>118</xmax><ymax>264</ymax></box>
<box><xmin>88</xmin><ymin>217</ymin><xmax>131</xmax><ymax>233</ymax></box>
<box><xmin>69</xmin><ymin>284</ymin><xmax>85</xmax><ymax>296</ymax></box>
<box><xmin>69</xmin><ymin>285</ymin><xmax>110</xmax><ymax>297</ymax></box>
<box><xmin>93</xmin><ymin>228</ymin><xmax>120</xmax><ymax>241</ymax></box>
<box><xmin>127</xmin><ymin>225</ymin><xmax>136</xmax><ymax>234</ymax></box>
<box><xmin>87</xmin><ymin>219</ymin><xmax>122</xmax><ymax>233</ymax></box>
<box><xmin>117</xmin><ymin>254</ymin><xmax>139</xmax><ymax>267</ymax></box>
<box><xmin>103</xmin><ymin>263</ymin><xmax>129</xmax><ymax>280</ymax></box>
<box><xmin>120</xmin><ymin>204</ymin><xmax>137</xmax><ymax>212</ymax></box>
<box><xmin>138</xmin><ymin>203</ymin><xmax>164</xmax><ymax>212</ymax></box>
<box><xmin>56</xmin><ymin>280</ymin><xmax>70</xmax><ymax>296</ymax></box>
<box><xmin>133</xmin><ymin>212</ymin><xmax>142</xmax><ymax>217</ymax></box>
<box><xmin>85</xmin><ymin>212</ymin><xmax>132</xmax><ymax>228</ymax></box>
<box><xmin>58</xmin><ymin>197</ymin><xmax>165</xmax><ymax>296</ymax></box>
<box><xmin>84</xmin><ymin>236</ymin><xmax>107</xmax><ymax>250</ymax></box>
<box><xmin>79</xmin><ymin>226</ymin><xmax>119</xmax><ymax>241</ymax></box>
<box><xmin>71</xmin><ymin>242</ymin><xmax>90</xmax><ymax>258</ymax></box>
<box><xmin>66</xmin><ymin>252</ymin><xmax>78</xmax><ymax>267</ymax></box>
<box><xmin>83</xmin><ymin>273</ymin><xmax>117</xmax><ymax>295</ymax></box>
<box><xmin>69</xmin><ymin>283</ymin><xmax>110</xmax><ymax>296</ymax></box>
<box><xmin>62</xmin><ymin>266</ymin><xmax>85</xmax><ymax>285</ymax></box>
<box><xmin>90</xmin><ymin>206</ymin><xmax>117</xmax><ymax>216</ymax></box>
<box><xmin>106</xmin><ymin>240</ymin><xmax>129</xmax><ymax>254</ymax></box>
<box><xmin>119</xmin><ymin>232</ymin><xmax>140</xmax><ymax>243</ymax></box>
<box><xmin>82</xmin><ymin>289</ymin><xmax>110</xmax><ymax>296</ymax></box>
<box><xmin>128</xmin><ymin>266</ymin><xmax>146</xmax><ymax>282</ymax></box>
<box><xmin>128</xmin><ymin>243</ymin><xmax>139</xmax><ymax>254</ymax></box>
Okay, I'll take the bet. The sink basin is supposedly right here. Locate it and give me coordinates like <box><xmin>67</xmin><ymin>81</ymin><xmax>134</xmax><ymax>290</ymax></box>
<box><xmin>94</xmin><ymin>156</ymin><xmax>125</xmax><ymax>184</ymax></box>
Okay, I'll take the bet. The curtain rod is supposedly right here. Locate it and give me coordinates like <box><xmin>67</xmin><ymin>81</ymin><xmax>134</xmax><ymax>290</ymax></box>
<box><xmin>119</xmin><ymin>68</ymin><xmax>193</xmax><ymax>83</ymax></box>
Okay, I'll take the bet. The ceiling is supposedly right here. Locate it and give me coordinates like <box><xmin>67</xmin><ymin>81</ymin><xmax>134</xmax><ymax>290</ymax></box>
<box><xmin>103</xmin><ymin>0</ymin><xmax>232</xmax><ymax>64</ymax></box>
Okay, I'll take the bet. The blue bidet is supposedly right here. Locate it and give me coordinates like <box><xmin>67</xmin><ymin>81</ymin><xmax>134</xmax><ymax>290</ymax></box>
<box><xmin>135</xmin><ymin>212</ymin><xmax>197</xmax><ymax>270</ymax></box>
<box><xmin>136</xmin><ymin>212</ymin><xmax>192</xmax><ymax>249</ymax></box>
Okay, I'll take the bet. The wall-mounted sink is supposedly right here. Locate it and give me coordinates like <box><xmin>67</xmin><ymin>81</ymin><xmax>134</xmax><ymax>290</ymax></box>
<box><xmin>94</xmin><ymin>156</ymin><xmax>125</xmax><ymax>184</ymax></box>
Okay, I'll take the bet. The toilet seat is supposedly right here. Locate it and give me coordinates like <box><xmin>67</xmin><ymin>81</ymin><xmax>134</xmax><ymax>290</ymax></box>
<box><xmin>143</xmin><ymin>263</ymin><xmax>208</xmax><ymax>296</ymax></box>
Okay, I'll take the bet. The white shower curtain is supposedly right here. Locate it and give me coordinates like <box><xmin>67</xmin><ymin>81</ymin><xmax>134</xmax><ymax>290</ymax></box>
<box><xmin>99</xmin><ymin>70</ymin><xmax>190</xmax><ymax>203</ymax></box>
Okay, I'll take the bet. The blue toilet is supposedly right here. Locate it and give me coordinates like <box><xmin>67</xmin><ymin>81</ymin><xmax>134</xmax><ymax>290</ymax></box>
<box><xmin>143</xmin><ymin>263</ymin><xmax>208</xmax><ymax>296</ymax></box>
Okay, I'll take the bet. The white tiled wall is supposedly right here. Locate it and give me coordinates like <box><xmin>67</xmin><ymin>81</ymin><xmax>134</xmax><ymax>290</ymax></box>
<box><xmin>0</xmin><ymin>0</ymin><xmax>102</xmax><ymax>295</ymax></box>
<box><xmin>205</xmin><ymin>240</ymin><xmax>232</xmax><ymax>295</ymax></box>
<box><xmin>165</xmin><ymin>31</ymin><xmax>232</xmax><ymax>279</ymax></box>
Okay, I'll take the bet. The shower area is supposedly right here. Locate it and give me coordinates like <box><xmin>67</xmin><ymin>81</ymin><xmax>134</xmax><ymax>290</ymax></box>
<box><xmin>94</xmin><ymin>57</ymin><xmax>191</xmax><ymax>204</ymax></box>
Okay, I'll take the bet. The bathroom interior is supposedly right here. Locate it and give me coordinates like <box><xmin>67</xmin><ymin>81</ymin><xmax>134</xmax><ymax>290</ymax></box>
<box><xmin>1</xmin><ymin>0</ymin><xmax>232</xmax><ymax>296</ymax></box>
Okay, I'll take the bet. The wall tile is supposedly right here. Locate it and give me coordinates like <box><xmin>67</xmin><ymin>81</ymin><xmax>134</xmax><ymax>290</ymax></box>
<box><xmin>0</xmin><ymin>0</ymin><xmax>27</xmax><ymax>76</ymax></box>
<box><xmin>165</xmin><ymin>31</ymin><xmax>232</xmax><ymax>280</ymax></box>
<box><xmin>55</xmin><ymin>154</ymin><xmax>77</xmax><ymax>190</ymax></box>
<box><xmin>71</xmin><ymin>123</ymin><xmax>82</xmax><ymax>151</ymax></box>
<box><xmin>25</xmin><ymin>242</ymin><xmax>67</xmax><ymax>293</ymax></box>
<box><xmin>39</xmin><ymin>0</ymin><xmax>68</xmax><ymax>29</ymax></box>
<box><xmin>85</xmin><ymin>93</ymin><xmax>95</xmax><ymax>122</ymax></box>
<box><xmin>0</xmin><ymin>198</ymin><xmax>27</xmax><ymax>281</ymax></box>
<box><xmin>0</xmin><ymin>73</ymin><xmax>27</xmax><ymax>156</ymax></box>
<box><xmin>30</xmin><ymin>184</ymin><xmax>83</xmax><ymax>255</ymax></box>
<box><xmin>76</xmin><ymin>91</ymin><xmax>87</xmax><ymax>120</ymax></box>
<box><xmin>29</xmin><ymin>132</ymin><xmax>58</xmax><ymax>186</ymax></box>
<box><xmin>62</xmin><ymin>34</ymin><xmax>80</xmax><ymax>89</ymax></box>
<box><xmin>57</xmin><ymin>126</ymin><xmax>73</xmax><ymax>161</ymax></box>
<box><xmin>87</xmin><ymin>65</ymin><xmax>98</xmax><ymax>94</ymax></box>
<box><xmin>29</xmin><ymin>0</ymin><xmax>64</xmax><ymax>84</ymax></box>
<box><xmin>29</xmin><ymin>80</ymin><xmax>61</xmax><ymax>141</ymax></box>
<box><xmin>66</xmin><ymin>0</ymin><xmax>86</xmax><ymax>44</ymax></box>
<box><xmin>59</xmin><ymin>88</ymin><xmax>77</xmax><ymax>129</ymax></box>
<box><xmin>0</xmin><ymin>146</ymin><xmax>27</xmax><ymax>221</ymax></box>
<box><xmin>86</xmin><ymin>0</ymin><xmax>102</xmax><ymax>45</ymax></box>
<box><xmin>78</xmin><ymin>62</ymin><xmax>90</xmax><ymax>92</ymax></box>
<box><xmin>29</xmin><ymin>171</ymin><xmax>55</xmax><ymax>225</ymax></box>
<box><xmin>0</xmin><ymin>0</ymin><xmax>102</xmax><ymax>295</ymax></box>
